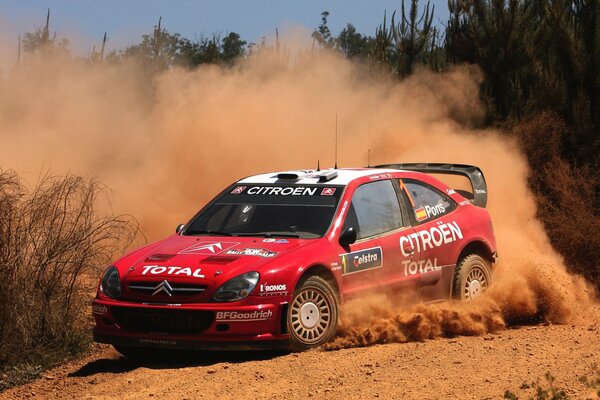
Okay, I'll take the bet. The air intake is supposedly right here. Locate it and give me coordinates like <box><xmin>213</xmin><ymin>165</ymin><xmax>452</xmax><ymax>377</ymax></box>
<box><xmin>277</xmin><ymin>170</ymin><xmax>312</xmax><ymax>180</ymax></box>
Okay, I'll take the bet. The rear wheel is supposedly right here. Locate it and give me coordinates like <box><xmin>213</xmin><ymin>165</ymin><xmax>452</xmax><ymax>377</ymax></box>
<box><xmin>287</xmin><ymin>275</ymin><xmax>338</xmax><ymax>351</ymax></box>
<box><xmin>453</xmin><ymin>254</ymin><xmax>492</xmax><ymax>300</ymax></box>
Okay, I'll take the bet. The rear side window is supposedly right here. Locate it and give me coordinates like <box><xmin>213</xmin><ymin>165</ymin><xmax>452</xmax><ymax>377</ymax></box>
<box><xmin>343</xmin><ymin>180</ymin><xmax>403</xmax><ymax>239</ymax></box>
<box><xmin>401</xmin><ymin>180</ymin><xmax>455</xmax><ymax>224</ymax></box>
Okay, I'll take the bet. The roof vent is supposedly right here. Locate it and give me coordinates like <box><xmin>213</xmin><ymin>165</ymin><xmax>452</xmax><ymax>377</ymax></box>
<box><xmin>277</xmin><ymin>170</ymin><xmax>313</xmax><ymax>180</ymax></box>
<box><xmin>276</xmin><ymin>170</ymin><xmax>338</xmax><ymax>182</ymax></box>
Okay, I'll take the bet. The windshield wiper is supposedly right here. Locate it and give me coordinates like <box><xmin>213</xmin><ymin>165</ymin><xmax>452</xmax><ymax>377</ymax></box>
<box><xmin>236</xmin><ymin>232</ymin><xmax>300</xmax><ymax>238</ymax></box>
<box><xmin>184</xmin><ymin>230</ymin><xmax>233</xmax><ymax>236</ymax></box>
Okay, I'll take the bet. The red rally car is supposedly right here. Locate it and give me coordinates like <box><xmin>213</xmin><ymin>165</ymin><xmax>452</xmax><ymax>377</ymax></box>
<box><xmin>93</xmin><ymin>163</ymin><xmax>497</xmax><ymax>354</ymax></box>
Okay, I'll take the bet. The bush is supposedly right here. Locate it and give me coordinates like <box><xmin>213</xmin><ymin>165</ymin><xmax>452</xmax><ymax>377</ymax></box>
<box><xmin>509</xmin><ymin>112</ymin><xmax>600</xmax><ymax>289</ymax></box>
<box><xmin>0</xmin><ymin>170</ymin><xmax>136</xmax><ymax>374</ymax></box>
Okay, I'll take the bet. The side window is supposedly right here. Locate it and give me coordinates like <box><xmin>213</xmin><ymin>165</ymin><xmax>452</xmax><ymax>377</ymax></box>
<box><xmin>401</xmin><ymin>180</ymin><xmax>455</xmax><ymax>223</ymax></box>
<box><xmin>343</xmin><ymin>180</ymin><xmax>403</xmax><ymax>239</ymax></box>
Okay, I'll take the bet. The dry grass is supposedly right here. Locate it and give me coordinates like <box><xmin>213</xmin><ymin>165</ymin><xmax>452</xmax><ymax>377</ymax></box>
<box><xmin>0</xmin><ymin>170</ymin><xmax>136</xmax><ymax>382</ymax></box>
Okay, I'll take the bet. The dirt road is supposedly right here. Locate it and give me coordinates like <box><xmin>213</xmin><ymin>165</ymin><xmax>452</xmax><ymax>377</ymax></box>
<box><xmin>3</xmin><ymin>307</ymin><xmax>599</xmax><ymax>400</ymax></box>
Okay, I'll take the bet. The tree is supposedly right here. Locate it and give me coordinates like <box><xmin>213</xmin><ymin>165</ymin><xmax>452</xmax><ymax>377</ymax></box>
<box><xmin>445</xmin><ymin>0</ymin><xmax>535</xmax><ymax>120</ymax></box>
<box><xmin>123</xmin><ymin>17</ymin><xmax>181</xmax><ymax>70</ymax></box>
<box><xmin>22</xmin><ymin>9</ymin><xmax>69</xmax><ymax>56</ymax></box>
<box><xmin>221</xmin><ymin>32</ymin><xmax>247</xmax><ymax>64</ymax></box>
<box><xmin>337</xmin><ymin>24</ymin><xmax>373</xmax><ymax>59</ymax></box>
<box><xmin>369</xmin><ymin>11</ymin><xmax>394</xmax><ymax>70</ymax></box>
<box><xmin>312</xmin><ymin>11</ymin><xmax>336</xmax><ymax>50</ymax></box>
<box><xmin>391</xmin><ymin>0</ymin><xmax>435</xmax><ymax>77</ymax></box>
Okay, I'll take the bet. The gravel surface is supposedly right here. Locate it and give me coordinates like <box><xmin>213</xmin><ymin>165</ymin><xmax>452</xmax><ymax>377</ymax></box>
<box><xmin>3</xmin><ymin>309</ymin><xmax>599</xmax><ymax>400</ymax></box>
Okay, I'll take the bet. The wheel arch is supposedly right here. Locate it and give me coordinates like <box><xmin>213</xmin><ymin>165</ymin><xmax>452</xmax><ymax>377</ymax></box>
<box><xmin>457</xmin><ymin>240</ymin><xmax>495</xmax><ymax>265</ymax></box>
<box><xmin>294</xmin><ymin>264</ymin><xmax>340</xmax><ymax>300</ymax></box>
<box><xmin>281</xmin><ymin>264</ymin><xmax>340</xmax><ymax>336</ymax></box>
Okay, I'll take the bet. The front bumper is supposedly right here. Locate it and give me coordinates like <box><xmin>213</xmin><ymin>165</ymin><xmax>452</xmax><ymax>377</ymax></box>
<box><xmin>92</xmin><ymin>298</ymin><xmax>290</xmax><ymax>350</ymax></box>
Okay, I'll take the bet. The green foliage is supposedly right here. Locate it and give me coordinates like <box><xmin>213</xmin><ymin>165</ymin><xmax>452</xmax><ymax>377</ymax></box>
<box><xmin>445</xmin><ymin>0</ymin><xmax>534</xmax><ymax>120</ymax></box>
<box><xmin>222</xmin><ymin>32</ymin><xmax>247</xmax><ymax>64</ymax></box>
<box><xmin>121</xmin><ymin>17</ymin><xmax>247</xmax><ymax>70</ymax></box>
<box><xmin>578</xmin><ymin>364</ymin><xmax>600</xmax><ymax>397</ymax></box>
<box><xmin>123</xmin><ymin>17</ymin><xmax>182</xmax><ymax>70</ymax></box>
<box><xmin>0</xmin><ymin>363</ymin><xmax>42</xmax><ymax>391</ymax></box>
<box><xmin>337</xmin><ymin>24</ymin><xmax>373</xmax><ymax>59</ymax></box>
<box><xmin>504</xmin><ymin>390</ymin><xmax>519</xmax><ymax>399</ymax></box>
<box><xmin>505</xmin><ymin>372</ymin><xmax>570</xmax><ymax>400</ymax></box>
<box><xmin>531</xmin><ymin>372</ymin><xmax>568</xmax><ymax>400</ymax></box>
<box><xmin>391</xmin><ymin>0</ymin><xmax>436</xmax><ymax>76</ymax></box>
<box><xmin>370</xmin><ymin>11</ymin><xmax>394</xmax><ymax>70</ymax></box>
<box><xmin>312</xmin><ymin>11</ymin><xmax>336</xmax><ymax>50</ymax></box>
<box><xmin>21</xmin><ymin>9</ymin><xmax>69</xmax><ymax>57</ymax></box>
<box><xmin>445</xmin><ymin>0</ymin><xmax>600</xmax><ymax>162</ymax></box>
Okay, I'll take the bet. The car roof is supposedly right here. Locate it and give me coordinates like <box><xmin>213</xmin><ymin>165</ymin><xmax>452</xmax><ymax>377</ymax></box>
<box><xmin>238</xmin><ymin>168</ymin><xmax>403</xmax><ymax>186</ymax></box>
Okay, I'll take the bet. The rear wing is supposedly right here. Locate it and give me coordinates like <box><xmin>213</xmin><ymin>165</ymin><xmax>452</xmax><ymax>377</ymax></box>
<box><xmin>373</xmin><ymin>163</ymin><xmax>488</xmax><ymax>208</ymax></box>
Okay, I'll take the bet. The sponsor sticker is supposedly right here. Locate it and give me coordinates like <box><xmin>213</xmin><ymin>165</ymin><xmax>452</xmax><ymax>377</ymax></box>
<box><xmin>321</xmin><ymin>188</ymin><xmax>336</xmax><ymax>196</ymax></box>
<box><xmin>245</xmin><ymin>186</ymin><xmax>318</xmax><ymax>196</ymax></box>
<box><xmin>92</xmin><ymin>303</ymin><xmax>108</xmax><ymax>315</ymax></box>
<box><xmin>415</xmin><ymin>207</ymin><xmax>428</xmax><ymax>222</ymax></box>
<box><xmin>259</xmin><ymin>283</ymin><xmax>288</xmax><ymax>295</ymax></box>
<box><xmin>141</xmin><ymin>265</ymin><xmax>206</xmax><ymax>278</ymax></box>
<box><xmin>263</xmin><ymin>238</ymin><xmax>289</xmax><ymax>244</ymax></box>
<box><xmin>139</xmin><ymin>338</ymin><xmax>177</xmax><ymax>346</ymax></box>
<box><xmin>425</xmin><ymin>204</ymin><xmax>445</xmax><ymax>218</ymax></box>
<box><xmin>231</xmin><ymin>186</ymin><xmax>247</xmax><ymax>194</ymax></box>
<box><xmin>399</xmin><ymin>220</ymin><xmax>463</xmax><ymax>256</ymax></box>
<box><xmin>226</xmin><ymin>248</ymin><xmax>277</xmax><ymax>258</ymax></box>
<box><xmin>402</xmin><ymin>258</ymin><xmax>441</xmax><ymax>276</ymax></box>
<box><xmin>339</xmin><ymin>247</ymin><xmax>383</xmax><ymax>275</ymax></box>
<box><xmin>446</xmin><ymin>188</ymin><xmax>456</xmax><ymax>195</ymax></box>
<box><xmin>216</xmin><ymin>310</ymin><xmax>273</xmax><ymax>322</ymax></box>
<box><xmin>178</xmin><ymin>241</ymin><xmax>239</xmax><ymax>255</ymax></box>
<box><xmin>369</xmin><ymin>173</ymin><xmax>392</xmax><ymax>180</ymax></box>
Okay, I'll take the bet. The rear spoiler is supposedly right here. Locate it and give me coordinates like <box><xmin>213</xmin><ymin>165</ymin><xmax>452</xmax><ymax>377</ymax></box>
<box><xmin>373</xmin><ymin>163</ymin><xmax>488</xmax><ymax>208</ymax></box>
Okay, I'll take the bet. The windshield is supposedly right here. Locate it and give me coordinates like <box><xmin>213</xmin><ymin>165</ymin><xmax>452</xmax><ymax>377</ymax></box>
<box><xmin>184</xmin><ymin>184</ymin><xmax>344</xmax><ymax>239</ymax></box>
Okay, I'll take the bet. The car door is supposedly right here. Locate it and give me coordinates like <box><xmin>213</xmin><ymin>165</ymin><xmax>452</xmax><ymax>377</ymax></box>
<box><xmin>338</xmin><ymin>179</ymin><xmax>416</xmax><ymax>295</ymax></box>
<box><xmin>399</xmin><ymin>179</ymin><xmax>458</xmax><ymax>288</ymax></box>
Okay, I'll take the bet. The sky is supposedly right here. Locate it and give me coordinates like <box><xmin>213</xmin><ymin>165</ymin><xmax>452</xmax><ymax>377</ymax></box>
<box><xmin>0</xmin><ymin>0</ymin><xmax>450</xmax><ymax>56</ymax></box>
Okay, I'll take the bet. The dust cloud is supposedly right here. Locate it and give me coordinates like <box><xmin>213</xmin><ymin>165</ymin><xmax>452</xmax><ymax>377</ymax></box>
<box><xmin>0</xmin><ymin>40</ymin><xmax>596</xmax><ymax>344</ymax></box>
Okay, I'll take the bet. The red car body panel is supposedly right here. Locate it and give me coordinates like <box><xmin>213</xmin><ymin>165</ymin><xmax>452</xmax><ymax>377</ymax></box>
<box><xmin>93</xmin><ymin>168</ymin><xmax>497</xmax><ymax>350</ymax></box>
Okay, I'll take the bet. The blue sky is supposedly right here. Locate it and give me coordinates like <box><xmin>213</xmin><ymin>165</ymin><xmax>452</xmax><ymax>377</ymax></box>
<box><xmin>0</xmin><ymin>0</ymin><xmax>450</xmax><ymax>55</ymax></box>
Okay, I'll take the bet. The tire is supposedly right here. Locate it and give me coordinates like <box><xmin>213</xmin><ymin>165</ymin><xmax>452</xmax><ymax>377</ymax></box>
<box><xmin>453</xmin><ymin>254</ymin><xmax>492</xmax><ymax>300</ymax></box>
<box><xmin>287</xmin><ymin>275</ymin><xmax>339</xmax><ymax>351</ymax></box>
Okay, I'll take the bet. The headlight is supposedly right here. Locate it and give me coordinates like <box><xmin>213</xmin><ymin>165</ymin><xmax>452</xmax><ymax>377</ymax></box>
<box><xmin>212</xmin><ymin>271</ymin><xmax>259</xmax><ymax>302</ymax></box>
<box><xmin>100</xmin><ymin>266</ymin><xmax>121</xmax><ymax>299</ymax></box>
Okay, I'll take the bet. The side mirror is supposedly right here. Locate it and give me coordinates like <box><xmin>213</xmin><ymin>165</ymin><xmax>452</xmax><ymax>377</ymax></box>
<box><xmin>339</xmin><ymin>227</ymin><xmax>357</xmax><ymax>246</ymax></box>
<box><xmin>175</xmin><ymin>224</ymin><xmax>185</xmax><ymax>234</ymax></box>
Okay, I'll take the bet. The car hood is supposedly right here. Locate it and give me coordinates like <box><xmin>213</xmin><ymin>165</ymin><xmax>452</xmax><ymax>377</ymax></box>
<box><xmin>115</xmin><ymin>235</ymin><xmax>315</xmax><ymax>302</ymax></box>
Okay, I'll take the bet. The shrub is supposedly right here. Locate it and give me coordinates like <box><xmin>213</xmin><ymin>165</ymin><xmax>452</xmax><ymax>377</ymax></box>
<box><xmin>509</xmin><ymin>112</ymin><xmax>600</xmax><ymax>290</ymax></box>
<box><xmin>0</xmin><ymin>170</ymin><xmax>136</xmax><ymax>374</ymax></box>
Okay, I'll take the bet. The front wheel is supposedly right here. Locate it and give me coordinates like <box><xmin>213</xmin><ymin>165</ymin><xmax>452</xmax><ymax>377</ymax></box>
<box><xmin>453</xmin><ymin>254</ymin><xmax>492</xmax><ymax>300</ymax></box>
<box><xmin>287</xmin><ymin>275</ymin><xmax>338</xmax><ymax>351</ymax></box>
